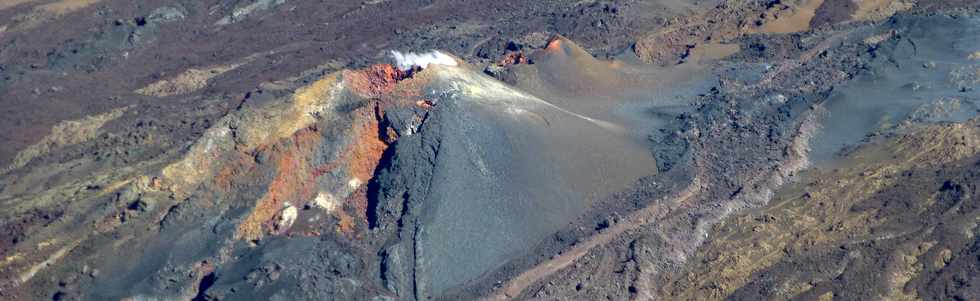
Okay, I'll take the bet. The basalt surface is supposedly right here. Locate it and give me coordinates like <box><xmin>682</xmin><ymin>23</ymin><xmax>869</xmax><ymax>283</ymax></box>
<box><xmin>1</xmin><ymin>1</ymin><xmax>980</xmax><ymax>301</ymax></box>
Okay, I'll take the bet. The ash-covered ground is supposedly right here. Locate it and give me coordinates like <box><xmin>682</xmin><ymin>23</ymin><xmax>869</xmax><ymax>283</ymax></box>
<box><xmin>1</xmin><ymin>1</ymin><xmax>979</xmax><ymax>301</ymax></box>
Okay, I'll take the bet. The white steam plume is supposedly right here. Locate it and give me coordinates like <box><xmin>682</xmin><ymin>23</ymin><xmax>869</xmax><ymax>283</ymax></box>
<box><xmin>389</xmin><ymin>50</ymin><xmax>457</xmax><ymax>71</ymax></box>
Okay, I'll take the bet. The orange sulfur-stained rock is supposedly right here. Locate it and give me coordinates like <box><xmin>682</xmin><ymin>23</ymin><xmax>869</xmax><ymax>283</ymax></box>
<box><xmin>544</xmin><ymin>36</ymin><xmax>564</xmax><ymax>52</ymax></box>
<box><xmin>231</xmin><ymin>61</ymin><xmax>433</xmax><ymax>242</ymax></box>
<box><xmin>345</xmin><ymin>64</ymin><xmax>409</xmax><ymax>99</ymax></box>
<box><xmin>415</xmin><ymin>99</ymin><xmax>434</xmax><ymax>109</ymax></box>
<box><xmin>213</xmin><ymin>150</ymin><xmax>257</xmax><ymax>192</ymax></box>
<box><xmin>345</xmin><ymin>104</ymin><xmax>390</xmax><ymax>186</ymax></box>
<box><xmin>499</xmin><ymin>51</ymin><xmax>531</xmax><ymax>67</ymax></box>
<box><xmin>236</xmin><ymin>128</ymin><xmax>322</xmax><ymax>242</ymax></box>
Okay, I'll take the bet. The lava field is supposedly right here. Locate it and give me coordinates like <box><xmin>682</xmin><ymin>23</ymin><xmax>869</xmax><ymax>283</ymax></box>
<box><xmin>1</xmin><ymin>1</ymin><xmax>979</xmax><ymax>300</ymax></box>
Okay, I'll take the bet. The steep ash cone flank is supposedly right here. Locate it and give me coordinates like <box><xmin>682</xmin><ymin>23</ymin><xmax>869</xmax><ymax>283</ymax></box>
<box><xmin>2</xmin><ymin>1</ymin><xmax>980</xmax><ymax>301</ymax></box>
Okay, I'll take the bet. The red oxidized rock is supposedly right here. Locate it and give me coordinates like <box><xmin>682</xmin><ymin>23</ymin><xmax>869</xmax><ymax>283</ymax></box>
<box><xmin>346</xmin><ymin>64</ymin><xmax>410</xmax><ymax>98</ymax></box>
<box><xmin>499</xmin><ymin>51</ymin><xmax>531</xmax><ymax>66</ymax></box>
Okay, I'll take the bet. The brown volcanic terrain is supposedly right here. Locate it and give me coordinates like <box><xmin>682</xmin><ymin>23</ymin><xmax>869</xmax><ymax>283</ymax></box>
<box><xmin>660</xmin><ymin>121</ymin><xmax>980</xmax><ymax>301</ymax></box>
<box><xmin>1</xmin><ymin>1</ymin><xmax>980</xmax><ymax>301</ymax></box>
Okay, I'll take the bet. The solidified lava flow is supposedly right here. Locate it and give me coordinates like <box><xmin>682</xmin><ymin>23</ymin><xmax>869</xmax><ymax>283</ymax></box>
<box><xmin>1</xmin><ymin>1</ymin><xmax>980</xmax><ymax>300</ymax></box>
